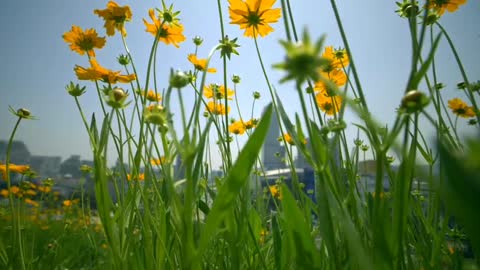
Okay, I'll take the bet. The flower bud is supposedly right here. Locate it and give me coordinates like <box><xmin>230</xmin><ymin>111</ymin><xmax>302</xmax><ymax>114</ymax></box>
<box><xmin>253</xmin><ymin>91</ymin><xmax>261</xmax><ymax>99</ymax></box>
<box><xmin>169</xmin><ymin>69</ymin><xmax>190</xmax><ymax>89</ymax></box>
<box><xmin>66</xmin><ymin>82</ymin><xmax>86</xmax><ymax>97</ymax></box>
<box><xmin>117</xmin><ymin>54</ymin><xmax>130</xmax><ymax>66</ymax></box>
<box><xmin>232</xmin><ymin>74</ymin><xmax>241</xmax><ymax>84</ymax></box>
<box><xmin>400</xmin><ymin>90</ymin><xmax>429</xmax><ymax>114</ymax></box>
<box><xmin>193</xmin><ymin>36</ymin><xmax>203</xmax><ymax>46</ymax></box>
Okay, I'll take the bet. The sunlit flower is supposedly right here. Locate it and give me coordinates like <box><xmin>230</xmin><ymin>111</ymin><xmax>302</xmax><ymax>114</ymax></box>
<box><xmin>322</xmin><ymin>46</ymin><xmax>349</xmax><ymax>71</ymax></box>
<box><xmin>94</xmin><ymin>1</ymin><xmax>132</xmax><ymax>36</ymax></box>
<box><xmin>316</xmin><ymin>91</ymin><xmax>342</xmax><ymax>116</ymax></box>
<box><xmin>203</xmin><ymin>84</ymin><xmax>235</xmax><ymax>100</ymax></box>
<box><xmin>143</xmin><ymin>9</ymin><xmax>186</xmax><ymax>47</ymax></box>
<box><xmin>141</xmin><ymin>89</ymin><xmax>162</xmax><ymax>102</ymax></box>
<box><xmin>10</xmin><ymin>186</ymin><xmax>20</xmax><ymax>195</ymax></box>
<box><xmin>188</xmin><ymin>54</ymin><xmax>216</xmax><ymax>73</ymax></box>
<box><xmin>427</xmin><ymin>0</ymin><xmax>467</xmax><ymax>15</ymax></box>
<box><xmin>0</xmin><ymin>189</ymin><xmax>8</xmax><ymax>198</ymax></box>
<box><xmin>269</xmin><ymin>184</ymin><xmax>282</xmax><ymax>200</ymax></box>
<box><xmin>127</xmin><ymin>173</ymin><xmax>145</xmax><ymax>181</ymax></box>
<box><xmin>229</xmin><ymin>120</ymin><xmax>246</xmax><ymax>135</ymax></box>
<box><xmin>74</xmin><ymin>58</ymin><xmax>136</xmax><ymax>84</ymax></box>
<box><xmin>448</xmin><ymin>97</ymin><xmax>475</xmax><ymax>118</ymax></box>
<box><xmin>229</xmin><ymin>0</ymin><xmax>282</xmax><ymax>38</ymax></box>
<box><xmin>63</xmin><ymin>26</ymin><xmax>106</xmax><ymax>57</ymax></box>
<box><xmin>206</xmin><ymin>101</ymin><xmax>230</xmax><ymax>115</ymax></box>
<box><xmin>314</xmin><ymin>69</ymin><xmax>347</xmax><ymax>93</ymax></box>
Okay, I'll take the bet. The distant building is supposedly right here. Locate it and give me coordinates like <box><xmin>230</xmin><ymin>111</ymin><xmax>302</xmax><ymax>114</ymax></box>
<box><xmin>0</xmin><ymin>140</ymin><xmax>31</xmax><ymax>164</ymax></box>
<box><xmin>262</xmin><ymin>109</ymin><xmax>287</xmax><ymax>170</ymax></box>
<box><xmin>30</xmin><ymin>155</ymin><xmax>62</xmax><ymax>178</ymax></box>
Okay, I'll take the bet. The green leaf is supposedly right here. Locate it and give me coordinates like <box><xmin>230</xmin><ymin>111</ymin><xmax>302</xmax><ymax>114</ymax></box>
<box><xmin>280</xmin><ymin>183</ymin><xmax>321</xmax><ymax>269</ymax></box>
<box><xmin>195</xmin><ymin>103</ymin><xmax>273</xmax><ymax>259</ymax></box>
<box><xmin>439</xmin><ymin>140</ymin><xmax>480</xmax><ymax>262</ymax></box>
<box><xmin>409</xmin><ymin>33</ymin><xmax>442</xmax><ymax>90</ymax></box>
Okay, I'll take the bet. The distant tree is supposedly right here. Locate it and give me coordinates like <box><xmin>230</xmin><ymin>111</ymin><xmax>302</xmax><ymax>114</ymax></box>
<box><xmin>59</xmin><ymin>155</ymin><xmax>82</xmax><ymax>178</ymax></box>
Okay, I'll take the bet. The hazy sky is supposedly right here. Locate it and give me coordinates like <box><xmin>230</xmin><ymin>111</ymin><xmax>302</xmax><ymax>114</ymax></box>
<box><xmin>1</xmin><ymin>0</ymin><xmax>479</xmax><ymax>168</ymax></box>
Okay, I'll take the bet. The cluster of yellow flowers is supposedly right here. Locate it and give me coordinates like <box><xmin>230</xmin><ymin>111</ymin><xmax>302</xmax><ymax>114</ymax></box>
<box><xmin>314</xmin><ymin>47</ymin><xmax>350</xmax><ymax>116</ymax></box>
<box><xmin>204</xmin><ymin>84</ymin><xmax>234</xmax><ymax>115</ymax></box>
<box><xmin>228</xmin><ymin>118</ymin><xmax>257</xmax><ymax>135</ymax></box>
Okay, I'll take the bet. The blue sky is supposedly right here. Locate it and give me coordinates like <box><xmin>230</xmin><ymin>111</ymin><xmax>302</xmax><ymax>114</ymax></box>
<box><xmin>1</xmin><ymin>0</ymin><xmax>479</xmax><ymax>168</ymax></box>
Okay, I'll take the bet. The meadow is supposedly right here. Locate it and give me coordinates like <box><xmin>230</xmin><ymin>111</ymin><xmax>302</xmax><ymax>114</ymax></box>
<box><xmin>1</xmin><ymin>0</ymin><xmax>480</xmax><ymax>269</ymax></box>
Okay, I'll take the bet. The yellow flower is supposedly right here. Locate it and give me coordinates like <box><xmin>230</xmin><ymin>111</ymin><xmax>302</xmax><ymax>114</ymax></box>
<box><xmin>316</xmin><ymin>91</ymin><xmax>342</xmax><ymax>116</ymax></box>
<box><xmin>151</xmin><ymin>157</ymin><xmax>168</xmax><ymax>166</ymax></box>
<box><xmin>142</xmin><ymin>90</ymin><xmax>162</xmax><ymax>102</ymax></box>
<box><xmin>427</xmin><ymin>0</ymin><xmax>467</xmax><ymax>15</ymax></box>
<box><xmin>74</xmin><ymin>58</ymin><xmax>136</xmax><ymax>84</ymax></box>
<box><xmin>322</xmin><ymin>46</ymin><xmax>349</xmax><ymax>71</ymax></box>
<box><xmin>448</xmin><ymin>98</ymin><xmax>475</xmax><ymax>118</ymax></box>
<box><xmin>203</xmin><ymin>84</ymin><xmax>235</xmax><ymax>100</ymax></box>
<box><xmin>314</xmin><ymin>69</ymin><xmax>347</xmax><ymax>93</ymax></box>
<box><xmin>188</xmin><ymin>54</ymin><xmax>216</xmax><ymax>73</ymax></box>
<box><xmin>38</xmin><ymin>186</ymin><xmax>51</xmax><ymax>193</ymax></box>
<box><xmin>127</xmin><ymin>173</ymin><xmax>145</xmax><ymax>181</ymax></box>
<box><xmin>229</xmin><ymin>120</ymin><xmax>246</xmax><ymax>135</ymax></box>
<box><xmin>94</xmin><ymin>1</ymin><xmax>132</xmax><ymax>37</ymax></box>
<box><xmin>63</xmin><ymin>26</ymin><xmax>106</xmax><ymax>57</ymax></box>
<box><xmin>143</xmin><ymin>9</ymin><xmax>186</xmax><ymax>48</ymax></box>
<box><xmin>229</xmin><ymin>0</ymin><xmax>282</xmax><ymax>38</ymax></box>
<box><xmin>0</xmin><ymin>163</ymin><xmax>31</xmax><ymax>179</ymax></box>
<box><xmin>0</xmin><ymin>189</ymin><xmax>8</xmax><ymax>198</ymax></box>
<box><xmin>282</xmin><ymin>133</ymin><xmax>295</xmax><ymax>145</ymax></box>
<box><xmin>206</xmin><ymin>101</ymin><xmax>230</xmax><ymax>115</ymax></box>
<box><xmin>269</xmin><ymin>184</ymin><xmax>282</xmax><ymax>200</ymax></box>
<box><xmin>10</xmin><ymin>186</ymin><xmax>20</xmax><ymax>195</ymax></box>
<box><xmin>25</xmin><ymin>198</ymin><xmax>39</xmax><ymax>207</ymax></box>
<box><xmin>25</xmin><ymin>189</ymin><xmax>37</xmax><ymax>197</ymax></box>
<box><xmin>63</xmin><ymin>200</ymin><xmax>72</xmax><ymax>207</ymax></box>
<box><xmin>244</xmin><ymin>118</ymin><xmax>257</xmax><ymax>129</ymax></box>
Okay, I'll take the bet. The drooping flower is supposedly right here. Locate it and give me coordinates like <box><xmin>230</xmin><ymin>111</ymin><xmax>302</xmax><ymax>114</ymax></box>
<box><xmin>228</xmin><ymin>0</ymin><xmax>282</xmax><ymax>38</ymax></box>
<box><xmin>448</xmin><ymin>97</ymin><xmax>475</xmax><ymax>118</ymax></box>
<box><xmin>74</xmin><ymin>58</ymin><xmax>136</xmax><ymax>84</ymax></box>
<box><xmin>94</xmin><ymin>1</ymin><xmax>132</xmax><ymax>36</ymax></box>
<box><xmin>206</xmin><ymin>101</ymin><xmax>230</xmax><ymax>115</ymax></box>
<box><xmin>316</xmin><ymin>91</ymin><xmax>342</xmax><ymax>116</ymax></box>
<box><xmin>188</xmin><ymin>54</ymin><xmax>216</xmax><ymax>73</ymax></box>
<box><xmin>229</xmin><ymin>120</ymin><xmax>246</xmax><ymax>135</ymax></box>
<box><xmin>63</xmin><ymin>26</ymin><xmax>106</xmax><ymax>57</ymax></box>
<box><xmin>203</xmin><ymin>84</ymin><xmax>235</xmax><ymax>100</ymax></box>
<box><xmin>143</xmin><ymin>9</ymin><xmax>186</xmax><ymax>47</ymax></box>
<box><xmin>427</xmin><ymin>0</ymin><xmax>467</xmax><ymax>15</ymax></box>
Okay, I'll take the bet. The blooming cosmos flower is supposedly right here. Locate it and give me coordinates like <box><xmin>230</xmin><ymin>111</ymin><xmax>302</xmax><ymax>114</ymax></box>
<box><xmin>94</xmin><ymin>1</ymin><xmax>132</xmax><ymax>36</ymax></box>
<box><xmin>448</xmin><ymin>97</ymin><xmax>475</xmax><ymax>118</ymax></box>
<box><xmin>316</xmin><ymin>91</ymin><xmax>342</xmax><ymax>116</ymax></box>
<box><xmin>203</xmin><ymin>84</ymin><xmax>234</xmax><ymax>100</ymax></box>
<box><xmin>427</xmin><ymin>0</ymin><xmax>467</xmax><ymax>15</ymax></box>
<box><xmin>229</xmin><ymin>120</ymin><xmax>246</xmax><ymax>135</ymax></box>
<box><xmin>188</xmin><ymin>54</ymin><xmax>216</xmax><ymax>73</ymax></box>
<box><xmin>74</xmin><ymin>58</ymin><xmax>136</xmax><ymax>84</ymax></box>
<box><xmin>63</xmin><ymin>26</ymin><xmax>106</xmax><ymax>57</ymax></box>
<box><xmin>269</xmin><ymin>184</ymin><xmax>282</xmax><ymax>200</ymax></box>
<box><xmin>314</xmin><ymin>69</ymin><xmax>347</xmax><ymax>93</ymax></box>
<box><xmin>206</xmin><ymin>101</ymin><xmax>230</xmax><ymax>115</ymax></box>
<box><xmin>322</xmin><ymin>46</ymin><xmax>349</xmax><ymax>71</ymax></box>
<box><xmin>228</xmin><ymin>0</ymin><xmax>281</xmax><ymax>38</ymax></box>
<box><xmin>143</xmin><ymin>9</ymin><xmax>186</xmax><ymax>47</ymax></box>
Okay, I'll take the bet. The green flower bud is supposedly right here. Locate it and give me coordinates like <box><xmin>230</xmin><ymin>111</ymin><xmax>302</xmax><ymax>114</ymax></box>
<box><xmin>400</xmin><ymin>90</ymin><xmax>429</xmax><ymax>114</ymax></box>
<box><xmin>232</xmin><ymin>74</ymin><xmax>241</xmax><ymax>84</ymax></box>
<box><xmin>193</xmin><ymin>36</ymin><xmax>203</xmax><ymax>46</ymax></box>
<box><xmin>117</xmin><ymin>54</ymin><xmax>130</xmax><ymax>66</ymax></box>
<box><xmin>66</xmin><ymin>82</ymin><xmax>86</xmax><ymax>97</ymax></box>
<box><xmin>169</xmin><ymin>69</ymin><xmax>190</xmax><ymax>89</ymax></box>
<box><xmin>253</xmin><ymin>91</ymin><xmax>261</xmax><ymax>99</ymax></box>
